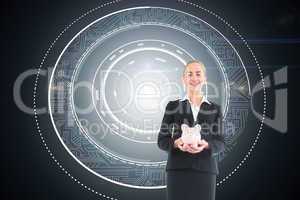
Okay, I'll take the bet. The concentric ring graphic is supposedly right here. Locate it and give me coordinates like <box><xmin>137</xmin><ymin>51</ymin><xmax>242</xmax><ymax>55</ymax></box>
<box><xmin>45</xmin><ymin>6</ymin><xmax>258</xmax><ymax>190</ymax></box>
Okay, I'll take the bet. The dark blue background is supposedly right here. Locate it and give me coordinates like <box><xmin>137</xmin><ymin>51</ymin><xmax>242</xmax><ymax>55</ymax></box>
<box><xmin>3</xmin><ymin>0</ymin><xmax>298</xmax><ymax>199</ymax></box>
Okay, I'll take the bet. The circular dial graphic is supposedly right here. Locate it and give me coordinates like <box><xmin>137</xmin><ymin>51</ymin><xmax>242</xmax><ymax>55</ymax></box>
<box><xmin>49</xmin><ymin>7</ymin><xmax>250</xmax><ymax>188</ymax></box>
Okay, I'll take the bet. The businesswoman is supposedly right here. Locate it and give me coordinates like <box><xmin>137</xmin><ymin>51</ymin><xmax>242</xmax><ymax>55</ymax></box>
<box><xmin>157</xmin><ymin>60</ymin><xmax>225</xmax><ymax>200</ymax></box>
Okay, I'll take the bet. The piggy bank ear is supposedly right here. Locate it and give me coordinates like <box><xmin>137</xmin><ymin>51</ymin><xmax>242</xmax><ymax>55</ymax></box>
<box><xmin>194</xmin><ymin>124</ymin><xmax>201</xmax><ymax>132</ymax></box>
<box><xmin>181</xmin><ymin>124</ymin><xmax>188</xmax><ymax>132</ymax></box>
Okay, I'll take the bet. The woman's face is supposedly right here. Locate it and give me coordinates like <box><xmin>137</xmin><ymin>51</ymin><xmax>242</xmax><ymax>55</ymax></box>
<box><xmin>182</xmin><ymin>62</ymin><xmax>207</xmax><ymax>93</ymax></box>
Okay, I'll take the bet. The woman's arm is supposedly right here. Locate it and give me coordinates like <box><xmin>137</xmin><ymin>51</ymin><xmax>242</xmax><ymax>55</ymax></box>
<box><xmin>157</xmin><ymin>101</ymin><xmax>176</xmax><ymax>152</ymax></box>
<box><xmin>205</xmin><ymin>105</ymin><xmax>225</xmax><ymax>156</ymax></box>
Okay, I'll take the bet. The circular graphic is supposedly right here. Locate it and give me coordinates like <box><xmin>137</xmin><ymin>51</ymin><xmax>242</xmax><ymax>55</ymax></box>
<box><xmin>42</xmin><ymin>6</ymin><xmax>260</xmax><ymax>190</ymax></box>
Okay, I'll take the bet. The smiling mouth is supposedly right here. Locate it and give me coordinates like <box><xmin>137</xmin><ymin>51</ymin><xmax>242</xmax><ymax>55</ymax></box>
<box><xmin>189</xmin><ymin>83</ymin><xmax>199</xmax><ymax>86</ymax></box>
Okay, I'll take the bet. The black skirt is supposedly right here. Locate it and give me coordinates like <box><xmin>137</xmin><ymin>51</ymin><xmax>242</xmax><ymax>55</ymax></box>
<box><xmin>166</xmin><ymin>169</ymin><xmax>216</xmax><ymax>200</ymax></box>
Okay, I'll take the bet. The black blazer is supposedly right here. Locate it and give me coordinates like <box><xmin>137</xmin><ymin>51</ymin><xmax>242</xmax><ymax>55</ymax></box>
<box><xmin>157</xmin><ymin>99</ymin><xmax>225</xmax><ymax>174</ymax></box>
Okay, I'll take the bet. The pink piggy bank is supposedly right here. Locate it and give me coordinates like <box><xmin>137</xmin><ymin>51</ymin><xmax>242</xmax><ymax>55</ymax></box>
<box><xmin>181</xmin><ymin>124</ymin><xmax>201</xmax><ymax>149</ymax></box>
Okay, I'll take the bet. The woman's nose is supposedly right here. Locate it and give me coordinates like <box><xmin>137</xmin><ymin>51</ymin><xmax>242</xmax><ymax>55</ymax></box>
<box><xmin>191</xmin><ymin>75</ymin><xmax>198</xmax><ymax>81</ymax></box>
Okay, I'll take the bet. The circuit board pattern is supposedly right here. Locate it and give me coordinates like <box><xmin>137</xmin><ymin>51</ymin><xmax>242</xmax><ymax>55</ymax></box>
<box><xmin>49</xmin><ymin>7</ymin><xmax>250</xmax><ymax>188</ymax></box>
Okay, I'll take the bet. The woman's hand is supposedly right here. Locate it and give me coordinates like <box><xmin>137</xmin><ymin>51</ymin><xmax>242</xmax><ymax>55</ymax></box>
<box><xmin>174</xmin><ymin>138</ymin><xmax>193</xmax><ymax>152</ymax></box>
<box><xmin>174</xmin><ymin>138</ymin><xmax>209</xmax><ymax>153</ymax></box>
<box><xmin>185</xmin><ymin>139</ymin><xmax>210</xmax><ymax>154</ymax></box>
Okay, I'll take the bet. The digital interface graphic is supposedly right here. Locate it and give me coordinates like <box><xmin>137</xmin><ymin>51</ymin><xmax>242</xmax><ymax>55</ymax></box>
<box><xmin>46</xmin><ymin>7</ymin><xmax>253</xmax><ymax>189</ymax></box>
<box><xmin>7</xmin><ymin>0</ymin><xmax>294</xmax><ymax>199</ymax></box>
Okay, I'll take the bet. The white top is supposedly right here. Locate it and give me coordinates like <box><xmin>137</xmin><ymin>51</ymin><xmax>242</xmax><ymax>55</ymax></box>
<box><xmin>180</xmin><ymin>95</ymin><xmax>211</xmax><ymax>122</ymax></box>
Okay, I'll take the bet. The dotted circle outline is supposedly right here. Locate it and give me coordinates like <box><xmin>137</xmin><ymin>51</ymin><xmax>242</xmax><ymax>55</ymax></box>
<box><xmin>32</xmin><ymin>0</ymin><xmax>266</xmax><ymax>198</ymax></box>
<box><xmin>177</xmin><ymin>0</ymin><xmax>266</xmax><ymax>186</ymax></box>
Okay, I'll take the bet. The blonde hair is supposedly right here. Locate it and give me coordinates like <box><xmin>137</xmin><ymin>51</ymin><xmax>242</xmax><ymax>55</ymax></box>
<box><xmin>183</xmin><ymin>60</ymin><xmax>206</xmax><ymax>75</ymax></box>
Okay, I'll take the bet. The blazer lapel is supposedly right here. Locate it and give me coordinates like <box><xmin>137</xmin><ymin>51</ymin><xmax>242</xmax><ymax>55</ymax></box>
<box><xmin>183</xmin><ymin>100</ymin><xmax>195</xmax><ymax>126</ymax></box>
<box><xmin>183</xmin><ymin>99</ymin><xmax>209</xmax><ymax>126</ymax></box>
